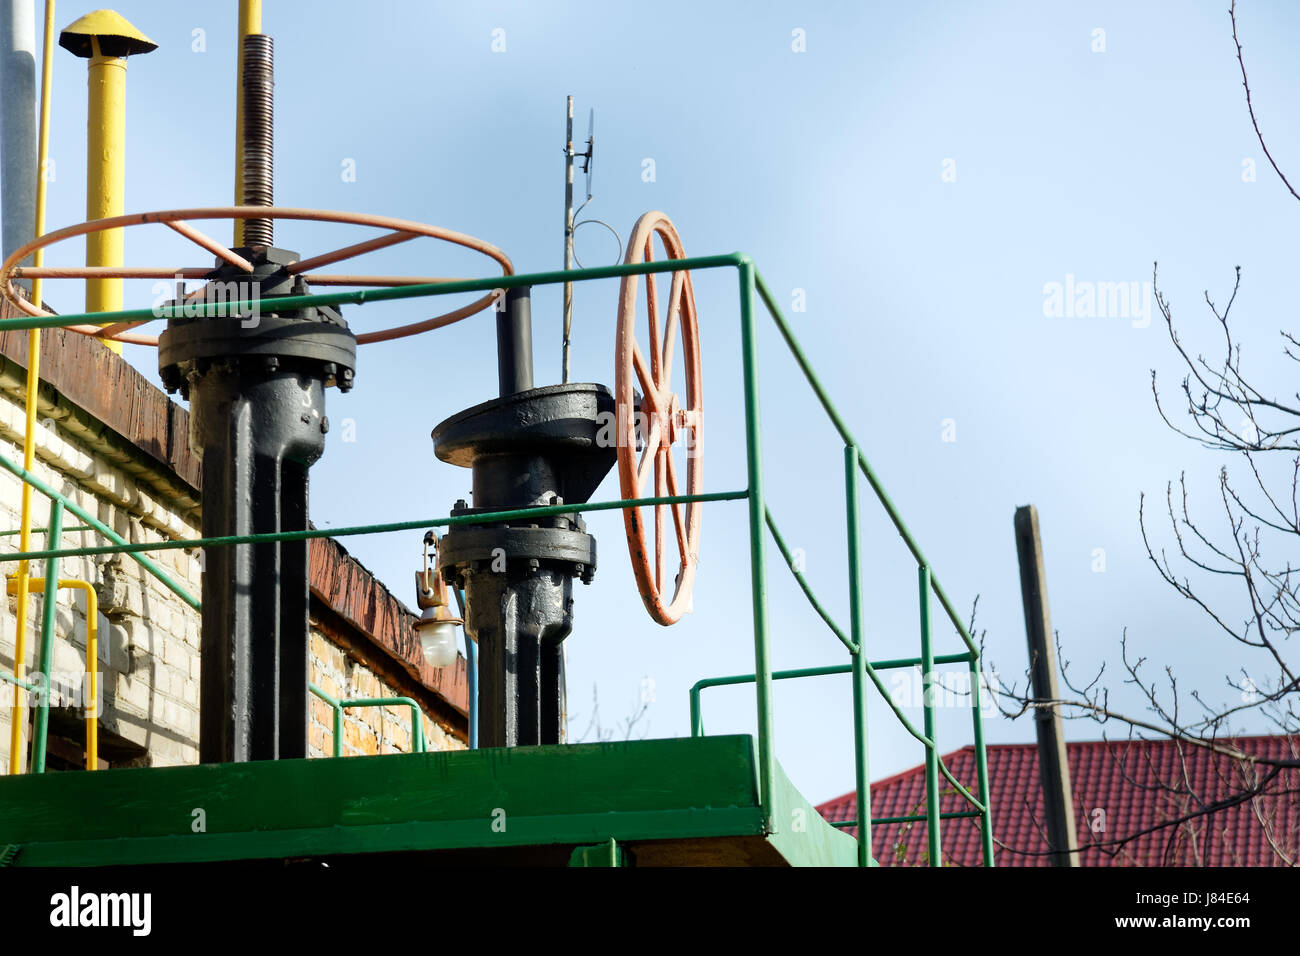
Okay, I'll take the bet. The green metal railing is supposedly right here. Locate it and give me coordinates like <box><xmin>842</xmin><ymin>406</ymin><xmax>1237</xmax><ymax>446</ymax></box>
<box><xmin>309</xmin><ymin>683</ymin><xmax>426</xmax><ymax>757</ymax></box>
<box><xmin>0</xmin><ymin>251</ymin><xmax>994</xmax><ymax>867</ymax></box>
<box><xmin>690</xmin><ymin>640</ymin><xmax>994</xmax><ymax>866</ymax></box>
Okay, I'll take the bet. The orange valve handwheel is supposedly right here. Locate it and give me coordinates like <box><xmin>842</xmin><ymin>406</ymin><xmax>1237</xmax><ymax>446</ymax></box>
<box><xmin>0</xmin><ymin>206</ymin><xmax>513</xmax><ymax>346</ymax></box>
<box><xmin>615</xmin><ymin>211</ymin><xmax>703</xmax><ymax>626</ymax></box>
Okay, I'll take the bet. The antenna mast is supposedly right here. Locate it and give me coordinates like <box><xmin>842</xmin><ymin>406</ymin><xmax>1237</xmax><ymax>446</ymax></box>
<box><xmin>562</xmin><ymin>96</ymin><xmax>575</xmax><ymax>382</ymax></box>
<box><xmin>562</xmin><ymin>96</ymin><xmax>595</xmax><ymax>383</ymax></box>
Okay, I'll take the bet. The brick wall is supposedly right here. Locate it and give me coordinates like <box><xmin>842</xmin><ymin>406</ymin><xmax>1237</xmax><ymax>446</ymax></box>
<box><xmin>308</xmin><ymin>634</ymin><xmax>455</xmax><ymax>757</ymax></box>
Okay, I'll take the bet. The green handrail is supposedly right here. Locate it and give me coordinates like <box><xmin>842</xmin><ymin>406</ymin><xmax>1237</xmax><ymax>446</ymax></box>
<box><xmin>754</xmin><ymin>273</ymin><xmax>978</xmax><ymax>656</ymax></box>
<box><xmin>0</xmin><ymin>250</ymin><xmax>994</xmax><ymax>867</ymax></box>
<box><xmin>689</xmin><ymin>653</ymin><xmax>976</xmax><ymax>727</ymax></box>
<box><xmin>0</xmin><ymin>452</ymin><xmax>199</xmax><ymax>609</ymax></box>
<box><xmin>836</xmin><ymin>810</ymin><xmax>982</xmax><ymax>828</ymax></box>
<box><xmin>0</xmin><ymin>489</ymin><xmax>747</xmax><ymax>565</ymax></box>
<box><xmin>0</xmin><ymin>525</ymin><xmax>93</xmax><ymax>537</ymax></box>
<box><xmin>0</xmin><ymin>254</ymin><xmax>753</xmax><ymax>333</ymax></box>
<box><xmin>29</xmin><ymin>499</ymin><xmax>62</xmax><ymax>773</ymax></box>
<box><xmin>690</xmin><ymin>656</ymin><xmax>987</xmax><ymax>830</ymax></box>
<box><xmin>765</xmin><ymin>507</ymin><xmax>853</xmax><ymax>652</ymax></box>
<box><xmin>0</xmin><ymin>672</ymin><xmax>38</xmax><ymax>691</ymax></box>
<box><xmin>309</xmin><ymin>684</ymin><xmax>426</xmax><ymax>757</ymax></box>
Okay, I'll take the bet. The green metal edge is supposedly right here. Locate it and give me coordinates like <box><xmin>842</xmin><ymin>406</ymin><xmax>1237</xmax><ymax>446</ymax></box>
<box><xmin>765</xmin><ymin>755</ymin><xmax>862</xmax><ymax>868</ymax></box>
<box><xmin>10</xmin><ymin>807</ymin><xmax>767</xmax><ymax>867</ymax></box>
<box><xmin>0</xmin><ymin>735</ymin><xmax>852</xmax><ymax>867</ymax></box>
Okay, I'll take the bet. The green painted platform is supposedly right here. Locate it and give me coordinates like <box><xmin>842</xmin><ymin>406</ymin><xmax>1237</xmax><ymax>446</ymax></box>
<box><xmin>0</xmin><ymin>735</ymin><xmax>857</xmax><ymax>867</ymax></box>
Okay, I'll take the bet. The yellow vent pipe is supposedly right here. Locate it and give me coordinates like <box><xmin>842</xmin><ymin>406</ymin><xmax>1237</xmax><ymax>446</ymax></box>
<box><xmin>58</xmin><ymin>8</ymin><xmax>157</xmax><ymax>355</ymax></box>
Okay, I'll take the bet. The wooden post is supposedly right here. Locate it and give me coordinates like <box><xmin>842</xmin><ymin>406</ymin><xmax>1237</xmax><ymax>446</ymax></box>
<box><xmin>1014</xmin><ymin>505</ymin><xmax>1080</xmax><ymax>866</ymax></box>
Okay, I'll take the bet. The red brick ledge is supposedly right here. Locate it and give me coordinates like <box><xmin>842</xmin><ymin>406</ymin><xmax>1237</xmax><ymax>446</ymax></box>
<box><xmin>0</xmin><ymin>312</ymin><xmax>200</xmax><ymax>490</ymax></box>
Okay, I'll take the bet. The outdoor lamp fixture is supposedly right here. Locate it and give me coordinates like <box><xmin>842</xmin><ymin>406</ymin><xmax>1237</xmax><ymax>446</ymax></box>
<box><xmin>415</xmin><ymin>532</ymin><xmax>463</xmax><ymax>668</ymax></box>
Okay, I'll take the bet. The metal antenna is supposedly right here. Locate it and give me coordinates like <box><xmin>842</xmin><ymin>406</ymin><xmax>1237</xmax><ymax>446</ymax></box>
<box><xmin>562</xmin><ymin>97</ymin><xmax>575</xmax><ymax>383</ymax></box>
<box><xmin>562</xmin><ymin>98</ymin><xmax>595</xmax><ymax>384</ymax></box>
<box><xmin>583</xmin><ymin>108</ymin><xmax>594</xmax><ymax>201</ymax></box>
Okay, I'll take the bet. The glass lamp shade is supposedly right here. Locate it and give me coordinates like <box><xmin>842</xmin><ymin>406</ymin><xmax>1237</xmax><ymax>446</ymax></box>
<box><xmin>418</xmin><ymin>616</ymin><xmax>461</xmax><ymax>668</ymax></box>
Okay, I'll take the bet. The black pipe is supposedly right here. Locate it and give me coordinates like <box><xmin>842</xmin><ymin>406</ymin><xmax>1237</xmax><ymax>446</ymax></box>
<box><xmin>433</xmin><ymin>383</ymin><xmax>616</xmax><ymax>749</ymax></box>
<box><xmin>192</xmin><ymin>371</ymin><xmax>322</xmax><ymax>761</ymax></box>
<box><xmin>496</xmin><ymin>285</ymin><xmax>533</xmax><ymax>397</ymax></box>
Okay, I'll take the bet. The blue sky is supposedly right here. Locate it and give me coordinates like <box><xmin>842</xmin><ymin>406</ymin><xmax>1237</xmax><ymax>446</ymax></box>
<box><xmin>5</xmin><ymin>0</ymin><xmax>1299</xmax><ymax>804</ymax></box>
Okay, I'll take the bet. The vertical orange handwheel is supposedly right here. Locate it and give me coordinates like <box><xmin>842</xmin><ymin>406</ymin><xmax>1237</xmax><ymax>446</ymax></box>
<box><xmin>615</xmin><ymin>211</ymin><xmax>703</xmax><ymax>625</ymax></box>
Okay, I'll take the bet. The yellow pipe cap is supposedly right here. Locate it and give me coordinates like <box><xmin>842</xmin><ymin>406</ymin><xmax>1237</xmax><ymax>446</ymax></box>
<box><xmin>59</xmin><ymin>9</ymin><xmax>156</xmax><ymax>58</ymax></box>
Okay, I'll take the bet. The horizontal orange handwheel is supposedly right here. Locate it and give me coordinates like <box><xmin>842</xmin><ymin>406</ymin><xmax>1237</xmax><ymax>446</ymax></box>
<box><xmin>0</xmin><ymin>206</ymin><xmax>513</xmax><ymax>346</ymax></box>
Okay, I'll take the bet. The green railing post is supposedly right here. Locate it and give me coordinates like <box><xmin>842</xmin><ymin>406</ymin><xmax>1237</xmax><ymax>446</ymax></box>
<box><xmin>689</xmin><ymin>684</ymin><xmax>704</xmax><ymax>737</ymax></box>
<box><xmin>410</xmin><ymin>702</ymin><xmax>425</xmax><ymax>754</ymax></box>
<box><xmin>737</xmin><ymin>256</ymin><xmax>775</xmax><ymax>833</ymax></box>
<box><xmin>31</xmin><ymin>498</ymin><xmax>64</xmax><ymax>773</ymax></box>
<box><xmin>308</xmin><ymin>683</ymin><xmax>344</xmax><ymax>757</ymax></box>
<box><xmin>332</xmin><ymin>701</ymin><xmax>343</xmax><ymax>758</ymax></box>
<box><xmin>844</xmin><ymin>445</ymin><xmax>871</xmax><ymax>867</ymax></box>
<box><xmin>919</xmin><ymin>565</ymin><xmax>941</xmax><ymax>867</ymax></box>
<box><xmin>969</xmin><ymin>656</ymin><xmax>996</xmax><ymax>866</ymax></box>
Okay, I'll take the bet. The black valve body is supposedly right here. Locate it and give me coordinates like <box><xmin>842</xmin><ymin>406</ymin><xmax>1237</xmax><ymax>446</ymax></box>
<box><xmin>159</xmin><ymin>247</ymin><xmax>355</xmax><ymax>762</ymax></box>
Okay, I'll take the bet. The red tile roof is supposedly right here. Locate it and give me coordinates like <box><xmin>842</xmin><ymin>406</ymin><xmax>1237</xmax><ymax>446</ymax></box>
<box><xmin>816</xmin><ymin>735</ymin><xmax>1300</xmax><ymax>866</ymax></box>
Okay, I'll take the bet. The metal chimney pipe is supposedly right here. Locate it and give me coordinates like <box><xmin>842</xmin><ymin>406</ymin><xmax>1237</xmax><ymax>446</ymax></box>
<box><xmin>496</xmin><ymin>286</ymin><xmax>533</xmax><ymax>396</ymax></box>
<box><xmin>58</xmin><ymin>9</ymin><xmax>159</xmax><ymax>355</ymax></box>
<box><xmin>0</xmin><ymin>0</ymin><xmax>36</xmax><ymax>285</ymax></box>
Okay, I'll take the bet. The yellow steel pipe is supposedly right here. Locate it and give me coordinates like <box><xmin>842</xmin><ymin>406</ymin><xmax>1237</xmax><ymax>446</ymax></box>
<box><xmin>6</xmin><ymin>577</ymin><xmax>99</xmax><ymax>771</ymax></box>
<box><xmin>59</xmin><ymin>9</ymin><xmax>157</xmax><ymax>356</ymax></box>
<box><xmin>84</xmin><ymin>36</ymin><xmax>125</xmax><ymax>353</ymax></box>
<box><xmin>8</xmin><ymin>0</ymin><xmax>56</xmax><ymax>777</ymax></box>
<box><xmin>234</xmin><ymin>0</ymin><xmax>262</xmax><ymax>246</ymax></box>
